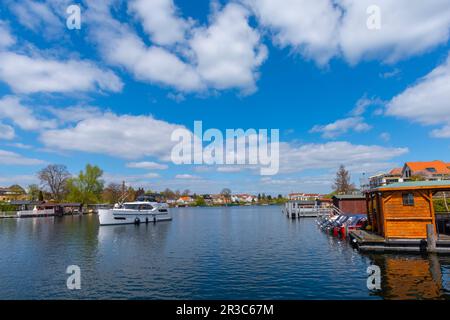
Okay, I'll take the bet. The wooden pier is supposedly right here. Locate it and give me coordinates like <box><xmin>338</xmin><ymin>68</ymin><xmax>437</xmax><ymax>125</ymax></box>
<box><xmin>349</xmin><ymin>229</ymin><xmax>450</xmax><ymax>254</ymax></box>
<box><xmin>283</xmin><ymin>200</ymin><xmax>335</xmax><ymax>218</ymax></box>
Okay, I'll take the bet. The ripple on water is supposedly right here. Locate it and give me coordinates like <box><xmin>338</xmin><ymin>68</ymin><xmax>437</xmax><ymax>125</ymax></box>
<box><xmin>0</xmin><ymin>206</ymin><xmax>449</xmax><ymax>299</ymax></box>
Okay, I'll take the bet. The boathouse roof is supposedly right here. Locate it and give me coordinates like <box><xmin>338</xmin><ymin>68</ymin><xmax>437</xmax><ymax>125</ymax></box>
<box><xmin>332</xmin><ymin>194</ymin><xmax>365</xmax><ymax>200</ymax></box>
<box><xmin>374</xmin><ymin>180</ymin><xmax>450</xmax><ymax>191</ymax></box>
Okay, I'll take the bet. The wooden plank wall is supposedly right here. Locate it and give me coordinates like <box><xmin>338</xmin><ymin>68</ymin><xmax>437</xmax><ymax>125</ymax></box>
<box><xmin>382</xmin><ymin>191</ymin><xmax>434</xmax><ymax>239</ymax></box>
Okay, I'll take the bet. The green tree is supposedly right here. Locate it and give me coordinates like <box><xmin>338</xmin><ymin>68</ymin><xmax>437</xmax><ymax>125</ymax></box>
<box><xmin>333</xmin><ymin>165</ymin><xmax>356</xmax><ymax>194</ymax></box>
<box><xmin>27</xmin><ymin>184</ymin><xmax>41</xmax><ymax>201</ymax></box>
<box><xmin>194</xmin><ymin>196</ymin><xmax>206</xmax><ymax>207</ymax></box>
<box><xmin>66</xmin><ymin>164</ymin><xmax>104</xmax><ymax>204</ymax></box>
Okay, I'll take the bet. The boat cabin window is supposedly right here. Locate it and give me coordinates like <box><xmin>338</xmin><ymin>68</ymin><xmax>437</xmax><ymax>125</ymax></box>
<box><xmin>123</xmin><ymin>204</ymin><xmax>153</xmax><ymax>210</ymax></box>
<box><xmin>402</xmin><ymin>193</ymin><xmax>415</xmax><ymax>206</ymax></box>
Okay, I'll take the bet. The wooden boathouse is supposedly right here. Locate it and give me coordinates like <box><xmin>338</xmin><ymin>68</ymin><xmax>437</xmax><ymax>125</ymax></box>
<box><xmin>350</xmin><ymin>181</ymin><xmax>450</xmax><ymax>253</ymax></box>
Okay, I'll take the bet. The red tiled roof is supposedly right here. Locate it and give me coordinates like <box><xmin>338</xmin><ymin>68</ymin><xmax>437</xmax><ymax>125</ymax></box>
<box><xmin>389</xmin><ymin>167</ymin><xmax>403</xmax><ymax>175</ymax></box>
<box><xmin>405</xmin><ymin>160</ymin><xmax>450</xmax><ymax>175</ymax></box>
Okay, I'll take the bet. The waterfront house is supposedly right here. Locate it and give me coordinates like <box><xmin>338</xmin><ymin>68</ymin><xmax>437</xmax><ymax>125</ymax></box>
<box><xmin>332</xmin><ymin>194</ymin><xmax>366</xmax><ymax>215</ymax></box>
<box><xmin>369</xmin><ymin>168</ymin><xmax>404</xmax><ymax>189</ymax></box>
<box><xmin>231</xmin><ymin>194</ymin><xmax>257</xmax><ymax>203</ymax></box>
<box><xmin>0</xmin><ymin>187</ymin><xmax>27</xmax><ymax>202</ymax></box>
<box><xmin>402</xmin><ymin>160</ymin><xmax>450</xmax><ymax>181</ymax></box>
<box><xmin>288</xmin><ymin>193</ymin><xmax>320</xmax><ymax>201</ymax></box>
<box><xmin>176</xmin><ymin>196</ymin><xmax>194</xmax><ymax>206</ymax></box>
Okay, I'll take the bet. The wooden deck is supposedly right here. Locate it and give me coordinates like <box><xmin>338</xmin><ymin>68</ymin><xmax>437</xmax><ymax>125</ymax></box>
<box><xmin>349</xmin><ymin>230</ymin><xmax>450</xmax><ymax>254</ymax></box>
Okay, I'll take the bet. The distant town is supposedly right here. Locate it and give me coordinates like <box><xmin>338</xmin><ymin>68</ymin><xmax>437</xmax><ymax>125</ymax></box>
<box><xmin>1</xmin><ymin>160</ymin><xmax>449</xmax><ymax>215</ymax></box>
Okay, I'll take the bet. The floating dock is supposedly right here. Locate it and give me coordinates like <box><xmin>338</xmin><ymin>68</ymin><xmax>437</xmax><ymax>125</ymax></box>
<box><xmin>349</xmin><ymin>230</ymin><xmax>450</xmax><ymax>254</ymax></box>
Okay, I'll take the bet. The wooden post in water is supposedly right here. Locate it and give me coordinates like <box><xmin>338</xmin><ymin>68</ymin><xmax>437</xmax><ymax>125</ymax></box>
<box><xmin>427</xmin><ymin>224</ymin><xmax>437</xmax><ymax>253</ymax></box>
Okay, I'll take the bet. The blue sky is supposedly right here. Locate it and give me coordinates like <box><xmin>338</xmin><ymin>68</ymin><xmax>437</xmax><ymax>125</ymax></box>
<box><xmin>0</xmin><ymin>0</ymin><xmax>450</xmax><ymax>195</ymax></box>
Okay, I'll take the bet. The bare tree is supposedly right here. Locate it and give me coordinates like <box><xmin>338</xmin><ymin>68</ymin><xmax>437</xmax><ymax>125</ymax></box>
<box><xmin>221</xmin><ymin>188</ymin><xmax>232</xmax><ymax>204</ymax></box>
<box><xmin>333</xmin><ymin>165</ymin><xmax>356</xmax><ymax>194</ymax></box>
<box><xmin>37</xmin><ymin>164</ymin><xmax>71</xmax><ymax>201</ymax></box>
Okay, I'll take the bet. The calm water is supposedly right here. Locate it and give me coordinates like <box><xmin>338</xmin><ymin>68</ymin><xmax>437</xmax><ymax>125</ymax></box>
<box><xmin>0</xmin><ymin>206</ymin><xmax>449</xmax><ymax>300</ymax></box>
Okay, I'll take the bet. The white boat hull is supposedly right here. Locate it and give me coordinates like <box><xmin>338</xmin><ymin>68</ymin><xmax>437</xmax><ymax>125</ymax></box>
<box><xmin>98</xmin><ymin>209</ymin><xmax>172</xmax><ymax>226</ymax></box>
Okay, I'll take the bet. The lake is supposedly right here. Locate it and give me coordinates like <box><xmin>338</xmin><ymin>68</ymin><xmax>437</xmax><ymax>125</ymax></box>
<box><xmin>0</xmin><ymin>205</ymin><xmax>449</xmax><ymax>299</ymax></box>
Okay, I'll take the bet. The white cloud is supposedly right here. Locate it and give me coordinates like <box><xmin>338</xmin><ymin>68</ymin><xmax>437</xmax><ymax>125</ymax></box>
<box><xmin>0</xmin><ymin>149</ymin><xmax>45</xmax><ymax>165</ymax></box>
<box><xmin>310</xmin><ymin>117</ymin><xmax>372</xmax><ymax>138</ymax></box>
<box><xmin>87</xmin><ymin>1</ymin><xmax>266</xmax><ymax>93</ymax></box>
<box><xmin>0</xmin><ymin>122</ymin><xmax>15</xmax><ymax>140</ymax></box>
<box><xmin>0</xmin><ymin>174</ymin><xmax>39</xmax><ymax>186</ymax></box>
<box><xmin>245</xmin><ymin>0</ymin><xmax>450</xmax><ymax>65</ymax></box>
<box><xmin>86</xmin><ymin>0</ymin><xmax>204</xmax><ymax>92</ymax></box>
<box><xmin>278</xmin><ymin>141</ymin><xmax>408</xmax><ymax>174</ymax></box>
<box><xmin>129</xmin><ymin>0</ymin><xmax>190</xmax><ymax>46</ymax></box>
<box><xmin>0</xmin><ymin>21</ymin><xmax>15</xmax><ymax>48</ymax></box>
<box><xmin>338</xmin><ymin>0</ymin><xmax>450</xmax><ymax>64</ymax></box>
<box><xmin>245</xmin><ymin>0</ymin><xmax>340</xmax><ymax>65</ymax></box>
<box><xmin>126</xmin><ymin>161</ymin><xmax>169</xmax><ymax>170</ymax></box>
<box><xmin>6</xmin><ymin>142</ymin><xmax>33</xmax><ymax>149</ymax></box>
<box><xmin>431</xmin><ymin>126</ymin><xmax>450</xmax><ymax>138</ymax></box>
<box><xmin>9</xmin><ymin>0</ymin><xmax>63</xmax><ymax>38</ymax></box>
<box><xmin>103</xmin><ymin>172</ymin><xmax>160</xmax><ymax>186</ymax></box>
<box><xmin>47</xmin><ymin>105</ymin><xmax>104</xmax><ymax>123</ymax></box>
<box><xmin>175</xmin><ymin>174</ymin><xmax>200</xmax><ymax>180</ymax></box>
<box><xmin>386</xmin><ymin>53</ymin><xmax>450</xmax><ymax>137</ymax></box>
<box><xmin>40</xmin><ymin>112</ymin><xmax>185</xmax><ymax>159</ymax></box>
<box><xmin>379</xmin><ymin>132</ymin><xmax>391</xmax><ymax>142</ymax></box>
<box><xmin>190</xmin><ymin>3</ymin><xmax>267</xmax><ymax>93</ymax></box>
<box><xmin>0</xmin><ymin>51</ymin><xmax>123</xmax><ymax>94</ymax></box>
<box><xmin>351</xmin><ymin>96</ymin><xmax>385</xmax><ymax>116</ymax></box>
<box><xmin>0</xmin><ymin>96</ymin><xmax>57</xmax><ymax>131</ymax></box>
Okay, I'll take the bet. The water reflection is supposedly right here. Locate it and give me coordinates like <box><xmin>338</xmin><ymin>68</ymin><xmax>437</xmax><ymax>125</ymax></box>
<box><xmin>368</xmin><ymin>253</ymin><xmax>450</xmax><ymax>300</ymax></box>
<box><xmin>1</xmin><ymin>208</ymin><xmax>450</xmax><ymax>299</ymax></box>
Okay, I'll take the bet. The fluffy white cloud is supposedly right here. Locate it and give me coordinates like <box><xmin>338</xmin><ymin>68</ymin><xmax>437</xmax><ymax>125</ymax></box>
<box><xmin>0</xmin><ymin>149</ymin><xmax>45</xmax><ymax>165</ymax></box>
<box><xmin>338</xmin><ymin>0</ymin><xmax>450</xmax><ymax>64</ymax></box>
<box><xmin>245</xmin><ymin>0</ymin><xmax>450</xmax><ymax>64</ymax></box>
<box><xmin>0</xmin><ymin>21</ymin><xmax>15</xmax><ymax>48</ymax></box>
<box><xmin>87</xmin><ymin>1</ymin><xmax>204</xmax><ymax>92</ymax></box>
<box><xmin>129</xmin><ymin>0</ymin><xmax>189</xmax><ymax>46</ymax></box>
<box><xmin>310</xmin><ymin>117</ymin><xmax>372</xmax><ymax>138</ymax></box>
<box><xmin>278</xmin><ymin>141</ymin><xmax>408</xmax><ymax>174</ymax></box>
<box><xmin>9</xmin><ymin>0</ymin><xmax>63</xmax><ymax>38</ymax></box>
<box><xmin>126</xmin><ymin>161</ymin><xmax>169</xmax><ymax>170</ymax></box>
<box><xmin>386</xmin><ymin>53</ymin><xmax>450</xmax><ymax>137</ymax></box>
<box><xmin>175</xmin><ymin>174</ymin><xmax>200</xmax><ymax>180</ymax></box>
<box><xmin>86</xmin><ymin>1</ymin><xmax>266</xmax><ymax>93</ymax></box>
<box><xmin>47</xmin><ymin>105</ymin><xmax>104</xmax><ymax>124</ymax></box>
<box><xmin>0</xmin><ymin>51</ymin><xmax>123</xmax><ymax>94</ymax></box>
<box><xmin>0</xmin><ymin>96</ymin><xmax>57</xmax><ymax>131</ymax></box>
<box><xmin>40</xmin><ymin>112</ymin><xmax>185</xmax><ymax>159</ymax></box>
<box><xmin>0</xmin><ymin>122</ymin><xmax>15</xmax><ymax>140</ymax></box>
<box><xmin>245</xmin><ymin>0</ymin><xmax>340</xmax><ymax>65</ymax></box>
<box><xmin>190</xmin><ymin>3</ymin><xmax>267</xmax><ymax>92</ymax></box>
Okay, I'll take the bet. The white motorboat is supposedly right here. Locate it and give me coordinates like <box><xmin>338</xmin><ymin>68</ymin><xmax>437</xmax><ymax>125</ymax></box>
<box><xmin>98</xmin><ymin>201</ymin><xmax>172</xmax><ymax>226</ymax></box>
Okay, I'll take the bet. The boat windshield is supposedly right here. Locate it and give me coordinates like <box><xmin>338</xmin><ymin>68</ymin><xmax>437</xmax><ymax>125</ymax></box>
<box><xmin>123</xmin><ymin>204</ymin><xmax>154</xmax><ymax>210</ymax></box>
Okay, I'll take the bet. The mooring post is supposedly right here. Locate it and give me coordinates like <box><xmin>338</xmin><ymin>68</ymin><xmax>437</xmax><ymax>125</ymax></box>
<box><xmin>426</xmin><ymin>224</ymin><xmax>437</xmax><ymax>253</ymax></box>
